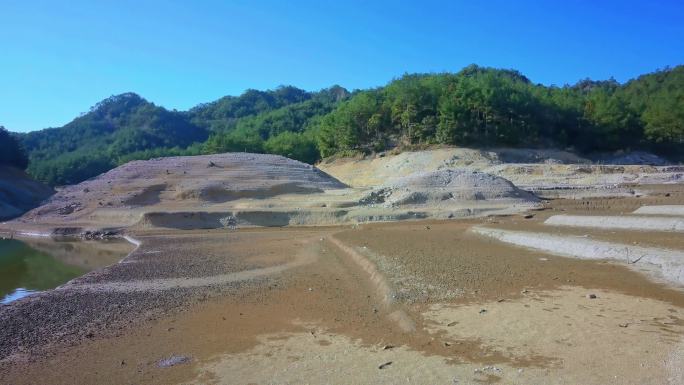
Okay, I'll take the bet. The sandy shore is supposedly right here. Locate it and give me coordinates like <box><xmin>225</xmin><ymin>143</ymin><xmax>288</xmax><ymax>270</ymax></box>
<box><xmin>1</xmin><ymin>184</ymin><xmax>684</xmax><ymax>384</ymax></box>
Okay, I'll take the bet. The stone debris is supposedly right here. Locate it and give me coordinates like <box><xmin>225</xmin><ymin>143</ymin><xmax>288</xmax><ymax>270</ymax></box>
<box><xmin>157</xmin><ymin>355</ymin><xmax>190</xmax><ymax>368</ymax></box>
<box><xmin>360</xmin><ymin>169</ymin><xmax>538</xmax><ymax>208</ymax></box>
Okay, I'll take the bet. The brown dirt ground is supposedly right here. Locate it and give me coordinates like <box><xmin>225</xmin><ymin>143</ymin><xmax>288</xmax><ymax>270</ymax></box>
<box><xmin>2</xmin><ymin>184</ymin><xmax>684</xmax><ymax>384</ymax></box>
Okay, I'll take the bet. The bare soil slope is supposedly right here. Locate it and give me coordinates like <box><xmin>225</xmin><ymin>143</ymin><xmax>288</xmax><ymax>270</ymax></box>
<box><xmin>12</xmin><ymin>153</ymin><xmax>348</xmax><ymax>230</ymax></box>
<box><xmin>7</xmin><ymin>152</ymin><xmax>540</xmax><ymax>233</ymax></box>
<box><xmin>320</xmin><ymin>148</ymin><xmax>683</xmax><ymax>197</ymax></box>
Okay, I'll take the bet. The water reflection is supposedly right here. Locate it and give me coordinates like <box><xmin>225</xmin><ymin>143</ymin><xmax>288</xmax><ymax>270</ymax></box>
<box><xmin>0</xmin><ymin>237</ymin><xmax>133</xmax><ymax>304</ymax></box>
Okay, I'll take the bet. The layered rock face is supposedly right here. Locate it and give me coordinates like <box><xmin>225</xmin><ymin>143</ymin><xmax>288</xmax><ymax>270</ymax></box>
<box><xmin>361</xmin><ymin>169</ymin><xmax>538</xmax><ymax>207</ymax></box>
<box><xmin>7</xmin><ymin>152</ymin><xmax>542</xmax><ymax>233</ymax></box>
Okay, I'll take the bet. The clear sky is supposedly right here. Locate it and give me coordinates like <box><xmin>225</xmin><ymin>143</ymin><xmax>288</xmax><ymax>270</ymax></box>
<box><xmin>2</xmin><ymin>0</ymin><xmax>683</xmax><ymax>132</ymax></box>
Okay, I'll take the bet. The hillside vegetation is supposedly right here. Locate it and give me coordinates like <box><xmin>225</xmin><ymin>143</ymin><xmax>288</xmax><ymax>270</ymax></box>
<box><xmin>0</xmin><ymin>126</ymin><xmax>29</xmax><ymax>170</ymax></box>
<box><xmin>13</xmin><ymin>65</ymin><xmax>684</xmax><ymax>186</ymax></box>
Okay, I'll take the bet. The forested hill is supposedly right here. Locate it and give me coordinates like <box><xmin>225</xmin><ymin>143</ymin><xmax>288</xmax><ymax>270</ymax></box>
<box><xmin>317</xmin><ymin>65</ymin><xmax>684</xmax><ymax>157</ymax></box>
<box><xmin>12</xmin><ymin>65</ymin><xmax>684</xmax><ymax>186</ymax></box>
<box><xmin>20</xmin><ymin>86</ymin><xmax>349</xmax><ymax>185</ymax></box>
<box><xmin>21</xmin><ymin>93</ymin><xmax>207</xmax><ymax>184</ymax></box>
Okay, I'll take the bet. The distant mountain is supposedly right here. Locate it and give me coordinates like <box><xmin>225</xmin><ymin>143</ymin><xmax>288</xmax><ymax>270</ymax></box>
<box><xmin>189</xmin><ymin>85</ymin><xmax>314</xmax><ymax>131</ymax></box>
<box><xmin>20</xmin><ymin>93</ymin><xmax>206</xmax><ymax>185</ymax></box>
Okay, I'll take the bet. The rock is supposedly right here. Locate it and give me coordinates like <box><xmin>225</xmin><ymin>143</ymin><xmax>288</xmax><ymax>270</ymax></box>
<box><xmin>378</xmin><ymin>361</ymin><xmax>392</xmax><ymax>369</ymax></box>
<box><xmin>157</xmin><ymin>355</ymin><xmax>190</xmax><ymax>368</ymax></box>
<box><xmin>479</xmin><ymin>309</ymin><xmax>487</xmax><ymax>314</ymax></box>
<box><xmin>523</xmin><ymin>214</ymin><xmax>535</xmax><ymax>219</ymax></box>
<box><xmin>587</xmin><ymin>294</ymin><xmax>597</xmax><ymax>299</ymax></box>
<box><xmin>360</xmin><ymin>169</ymin><xmax>538</xmax><ymax>208</ymax></box>
<box><xmin>382</xmin><ymin>345</ymin><xmax>394</xmax><ymax>350</ymax></box>
<box><xmin>57</xmin><ymin>203</ymin><xmax>80</xmax><ymax>215</ymax></box>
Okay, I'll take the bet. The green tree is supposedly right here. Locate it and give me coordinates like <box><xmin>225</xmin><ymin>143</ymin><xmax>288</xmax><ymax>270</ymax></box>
<box><xmin>0</xmin><ymin>126</ymin><xmax>29</xmax><ymax>169</ymax></box>
<box><xmin>264</xmin><ymin>131</ymin><xmax>319</xmax><ymax>163</ymax></box>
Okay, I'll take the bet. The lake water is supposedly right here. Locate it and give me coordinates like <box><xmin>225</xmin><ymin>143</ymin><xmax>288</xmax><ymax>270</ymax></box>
<box><xmin>0</xmin><ymin>237</ymin><xmax>133</xmax><ymax>304</ymax></box>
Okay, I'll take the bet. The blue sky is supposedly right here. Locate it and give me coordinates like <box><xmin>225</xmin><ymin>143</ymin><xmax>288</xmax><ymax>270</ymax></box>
<box><xmin>2</xmin><ymin>0</ymin><xmax>683</xmax><ymax>132</ymax></box>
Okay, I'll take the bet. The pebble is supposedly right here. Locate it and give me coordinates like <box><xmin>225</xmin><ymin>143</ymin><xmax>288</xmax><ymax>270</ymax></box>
<box><xmin>157</xmin><ymin>355</ymin><xmax>190</xmax><ymax>368</ymax></box>
<box><xmin>587</xmin><ymin>294</ymin><xmax>597</xmax><ymax>299</ymax></box>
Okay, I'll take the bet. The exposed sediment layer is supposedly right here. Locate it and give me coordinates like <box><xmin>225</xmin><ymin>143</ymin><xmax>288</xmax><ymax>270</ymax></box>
<box><xmin>472</xmin><ymin>227</ymin><xmax>684</xmax><ymax>287</ymax></box>
<box><xmin>360</xmin><ymin>169</ymin><xmax>538</xmax><ymax>208</ymax></box>
<box><xmin>545</xmin><ymin>214</ymin><xmax>684</xmax><ymax>232</ymax></box>
<box><xmin>634</xmin><ymin>205</ymin><xmax>684</xmax><ymax>216</ymax></box>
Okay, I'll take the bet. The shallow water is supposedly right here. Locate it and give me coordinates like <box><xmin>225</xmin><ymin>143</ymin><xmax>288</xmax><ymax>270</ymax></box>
<box><xmin>0</xmin><ymin>237</ymin><xmax>133</xmax><ymax>304</ymax></box>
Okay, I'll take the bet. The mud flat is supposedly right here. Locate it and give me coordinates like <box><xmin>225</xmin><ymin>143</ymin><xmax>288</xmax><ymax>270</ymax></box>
<box><xmin>4</xmin><ymin>220</ymin><xmax>684</xmax><ymax>384</ymax></box>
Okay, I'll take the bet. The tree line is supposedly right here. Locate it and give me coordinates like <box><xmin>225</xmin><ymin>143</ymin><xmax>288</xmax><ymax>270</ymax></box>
<box><xmin>11</xmin><ymin>65</ymin><xmax>684</xmax><ymax>186</ymax></box>
<box><xmin>317</xmin><ymin>65</ymin><xmax>684</xmax><ymax>157</ymax></box>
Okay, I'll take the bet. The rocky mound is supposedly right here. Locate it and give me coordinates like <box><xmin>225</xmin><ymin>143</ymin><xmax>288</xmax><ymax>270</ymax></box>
<box><xmin>318</xmin><ymin>148</ymin><xmax>591</xmax><ymax>188</ymax></box>
<box><xmin>0</xmin><ymin>166</ymin><xmax>54</xmax><ymax>221</ymax></box>
<box><xmin>360</xmin><ymin>169</ymin><xmax>538</xmax><ymax>207</ymax></box>
<box><xmin>320</xmin><ymin>147</ymin><xmax>682</xmax><ymax>199</ymax></box>
<box><xmin>18</xmin><ymin>153</ymin><xmax>347</xmax><ymax>224</ymax></box>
